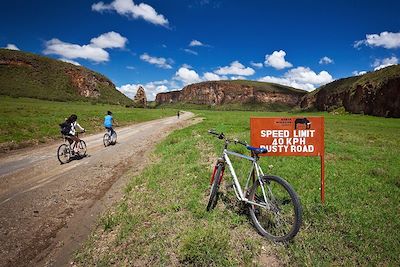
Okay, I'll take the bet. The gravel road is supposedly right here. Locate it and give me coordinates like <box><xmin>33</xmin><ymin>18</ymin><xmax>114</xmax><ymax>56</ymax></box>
<box><xmin>0</xmin><ymin>112</ymin><xmax>197</xmax><ymax>267</ymax></box>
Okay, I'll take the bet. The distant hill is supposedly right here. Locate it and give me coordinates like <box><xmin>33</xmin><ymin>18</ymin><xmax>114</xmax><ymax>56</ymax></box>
<box><xmin>0</xmin><ymin>49</ymin><xmax>133</xmax><ymax>106</ymax></box>
<box><xmin>155</xmin><ymin>80</ymin><xmax>307</xmax><ymax>111</ymax></box>
<box><xmin>301</xmin><ymin>65</ymin><xmax>400</xmax><ymax>117</ymax></box>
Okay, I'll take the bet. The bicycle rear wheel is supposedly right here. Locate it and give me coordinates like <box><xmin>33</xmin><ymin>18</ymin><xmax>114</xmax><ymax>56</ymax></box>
<box><xmin>78</xmin><ymin>140</ymin><xmax>87</xmax><ymax>156</ymax></box>
<box><xmin>57</xmin><ymin>144</ymin><xmax>70</xmax><ymax>164</ymax></box>
<box><xmin>248</xmin><ymin>175</ymin><xmax>302</xmax><ymax>242</ymax></box>
<box><xmin>103</xmin><ymin>133</ymin><xmax>110</xmax><ymax>147</ymax></box>
<box><xmin>206</xmin><ymin>163</ymin><xmax>223</xmax><ymax>211</ymax></box>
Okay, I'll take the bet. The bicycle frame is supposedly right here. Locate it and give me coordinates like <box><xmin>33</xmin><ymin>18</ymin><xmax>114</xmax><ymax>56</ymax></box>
<box><xmin>222</xmin><ymin>149</ymin><xmax>271</xmax><ymax>209</ymax></box>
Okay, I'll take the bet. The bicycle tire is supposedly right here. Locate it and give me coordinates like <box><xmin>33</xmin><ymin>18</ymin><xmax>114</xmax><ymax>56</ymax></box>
<box><xmin>78</xmin><ymin>140</ymin><xmax>87</xmax><ymax>156</ymax></box>
<box><xmin>111</xmin><ymin>132</ymin><xmax>117</xmax><ymax>145</ymax></box>
<box><xmin>103</xmin><ymin>133</ymin><xmax>110</xmax><ymax>147</ymax></box>
<box><xmin>248</xmin><ymin>175</ymin><xmax>302</xmax><ymax>242</ymax></box>
<box><xmin>206</xmin><ymin>163</ymin><xmax>223</xmax><ymax>211</ymax></box>
<box><xmin>57</xmin><ymin>144</ymin><xmax>70</xmax><ymax>164</ymax></box>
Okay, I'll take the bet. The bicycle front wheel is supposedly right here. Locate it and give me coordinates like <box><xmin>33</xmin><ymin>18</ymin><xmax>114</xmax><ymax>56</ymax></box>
<box><xmin>248</xmin><ymin>175</ymin><xmax>302</xmax><ymax>242</ymax></box>
<box><xmin>57</xmin><ymin>144</ymin><xmax>70</xmax><ymax>164</ymax></box>
<box><xmin>111</xmin><ymin>132</ymin><xmax>117</xmax><ymax>145</ymax></box>
<box><xmin>78</xmin><ymin>140</ymin><xmax>87</xmax><ymax>156</ymax></box>
<box><xmin>103</xmin><ymin>133</ymin><xmax>110</xmax><ymax>147</ymax></box>
<box><xmin>206</xmin><ymin>163</ymin><xmax>223</xmax><ymax>211</ymax></box>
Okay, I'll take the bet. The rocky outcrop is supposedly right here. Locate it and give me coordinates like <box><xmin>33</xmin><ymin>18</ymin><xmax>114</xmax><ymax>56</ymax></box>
<box><xmin>156</xmin><ymin>81</ymin><xmax>305</xmax><ymax>107</ymax></box>
<box><xmin>133</xmin><ymin>86</ymin><xmax>147</xmax><ymax>107</ymax></box>
<box><xmin>300</xmin><ymin>65</ymin><xmax>400</xmax><ymax>117</ymax></box>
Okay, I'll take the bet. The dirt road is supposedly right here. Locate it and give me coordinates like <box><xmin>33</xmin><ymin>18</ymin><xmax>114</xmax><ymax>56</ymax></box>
<box><xmin>0</xmin><ymin>112</ymin><xmax>197</xmax><ymax>267</ymax></box>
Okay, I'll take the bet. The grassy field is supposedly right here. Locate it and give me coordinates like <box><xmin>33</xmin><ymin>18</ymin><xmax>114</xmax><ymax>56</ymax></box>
<box><xmin>0</xmin><ymin>96</ymin><xmax>176</xmax><ymax>150</ymax></box>
<box><xmin>75</xmin><ymin>110</ymin><xmax>400</xmax><ymax>266</ymax></box>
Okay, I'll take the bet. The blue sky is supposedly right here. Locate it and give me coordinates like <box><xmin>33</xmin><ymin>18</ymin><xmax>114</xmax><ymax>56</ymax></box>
<box><xmin>1</xmin><ymin>0</ymin><xmax>400</xmax><ymax>100</ymax></box>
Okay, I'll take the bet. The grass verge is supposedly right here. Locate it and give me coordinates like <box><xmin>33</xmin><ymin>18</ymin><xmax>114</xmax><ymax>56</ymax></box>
<box><xmin>75</xmin><ymin>110</ymin><xmax>400</xmax><ymax>266</ymax></box>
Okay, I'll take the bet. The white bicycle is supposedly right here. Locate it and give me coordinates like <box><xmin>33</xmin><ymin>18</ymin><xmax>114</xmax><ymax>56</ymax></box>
<box><xmin>103</xmin><ymin>128</ymin><xmax>117</xmax><ymax>147</ymax></box>
<box><xmin>207</xmin><ymin>130</ymin><xmax>302</xmax><ymax>242</ymax></box>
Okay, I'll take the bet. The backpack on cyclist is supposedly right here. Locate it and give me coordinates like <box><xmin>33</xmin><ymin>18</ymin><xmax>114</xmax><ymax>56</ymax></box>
<box><xmin>59</xmin><ymin>121</ymin><xmax>72</xmax><ymax>135</ymax></box>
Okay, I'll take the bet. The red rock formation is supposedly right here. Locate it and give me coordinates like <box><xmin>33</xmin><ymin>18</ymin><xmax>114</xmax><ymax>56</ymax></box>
<box><xmin>156</xmin><ymin>81</ymin><xmax>305</xmax><ymax>107</ymax></box>
<box><xmin>133</xmin><ymin>86</ymin><xmax>147</xmax><ymax>107</ymax></box>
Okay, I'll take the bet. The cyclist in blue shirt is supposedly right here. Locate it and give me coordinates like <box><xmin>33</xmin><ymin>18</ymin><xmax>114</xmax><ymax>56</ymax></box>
<box><xmin>104</xmin><ymin>111</ymin><xmax>115</xmax><ymax>137</ymax></box>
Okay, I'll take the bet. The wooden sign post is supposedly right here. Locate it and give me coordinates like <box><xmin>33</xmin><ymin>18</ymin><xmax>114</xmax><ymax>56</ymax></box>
<box><xmin>250</xmin><ymin>117</ymin><xmax>325</xmax><ymax>203</ymax></box>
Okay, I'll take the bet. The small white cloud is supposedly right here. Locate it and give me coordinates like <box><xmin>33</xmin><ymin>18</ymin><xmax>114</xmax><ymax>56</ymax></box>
<box><xmin>183</xmin><ymin>48</ymin><xmax>198</xmax><ymax>55</ymax></box>
<box><xmin>59</xmin><ymin>58</ymin><xmax>81</xmax><ymax>66</ymax></box>
<box><xmin>174</xmin><ymin>67</ymin><xmax>202</xmax><ymax>85</ymax></box>
<box><xmin>181</xmin><ymin>63</ymin><xmax>192</xmax><ymax>69</ymax></box>
<box><xmin>126</xmin><ymin>65</ymin><xmax>135</xmax><ymax>70</ymax></box>
<box><xmin>189</xmin><ymin>39</ymin><xmax>206</xmax><ymax>47</ymax></box>
<box><xmin>352</xmin><ymin>70</ymin><xmax>367</xmax><ymax>76</ymax></box>
<box><xmin>258</xmin><ymin>66</ymin><xmax>333</xmax><ymax>91</ymax></box>
<box><xmin>250</xmin><ymin>61</ymin><xmax>263</xmax><ymax>68</ymax></box>
<box><xmin>202</xmin><ymin>72</ymin><xmax>226</xmax><ymax>81</ymax></box>
<box><xmin>264</xmin><ymin>50</ymin><xmax>292</xmax><ymax>70</ymax></box>
<box><xmin>355</xmin><ymin>31</ymin><xmax>400</xmax><ymax>49</ymax></box>
<box><xmin>90</xmin><ymin>31</ymin><xmax>128</xmax><ymax>49</ymax></box>
<box><xmin>140</xmin><ymin>53</ymin><xmax>172</xmax><ymax>69</ymax></box>
<box><xmin>319</xmin><ymin>56</ymin><xmax>333</xmax><ymax>64</ymax></box>
<box><xmin>372</xmin><ymin>56</ymin><xmax>398</xmax><ymax>70</ymax></box>
<box><xmin>230</xmin><ymin>76</ymin><xmax>246</xmax><ymax>80</ymax></box>
<box><xmin>214</xmin><ymin>61</ymin><xmax>255</xmax><ymax>76</ymax></box>
<box><xmin>4</xmin><ymin>44</ymin><xmax>20</xmax><ymax>50</ymax></box>
<box><xmin>92</xmin><ymin>0</ymin><xmax>169</xmax><ymax>27</ymax></box>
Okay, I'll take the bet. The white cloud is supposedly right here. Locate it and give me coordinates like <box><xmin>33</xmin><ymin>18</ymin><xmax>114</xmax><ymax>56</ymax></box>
<box><xmin>214</xmin><ymin>61</ymin><xmax>255</xmax><ymax>76</ymax></box>
<box><xmin>250</xmin><ymin>61</ymin><xmax>263</xmax><ymax>68</ymax></box>
<box><xmin>230</xmin><ymin>76</ymin><xmax>246</xmax><ymax>80</ymax></box>
<box><xmin>258</xmin><ymin>66</ymin><xmax>333</xmax><ymax>91</ymax></box>
<box><xmin>319</xmin><ymin>56</ymin><xmax>333</xmax><ymax>64</ymax></box>
<box><xmin>355</xmin><ymin>31</ymin><xmax>400</xmax><ymax>49</ymax></box>
<box><xmin>59</xmin><ymin>58</ymin><xmax>81</xmax><ymax>66</ymax></box>
<box><xmin>352</xmin><ymin>70</ymin><xmax>367</xmax><ymax>76</ymax></box>
<box><xmin>117</xmin><ymin>80</ymin><xmax>169</xmax><ymax>100</ymax></box>
<box><xmin>189</xmin><ymin>40</ymin><xmax>206</xmax><ymax>47</ymax></box>
<box><xmin>174</xmin><ymin>67</ymin><xmax>202</xmax><ymax>85</ymax></box>
<box><xmin>140</xmin><ymin>53</ymin><xmax>172</xmax><ymax>69</ymax></box>
<box><xmin>126</xmin><ymin>65</ymin><xmax>135</xmax><ymax>70</ymax></box>
<box><xmin>90</xmin><ymin>31</ymin><xmax>127</xmax><ymax>48</ymax></box>
<box><xmin>4</xmin><ymin>44</ymin><xmax>20</xmax><ymax>50</ymax></box>
<box><xmin>92</xmin><ymin>0</ymin><xmax>169</xmax><ymax>27</ymax></box>
<box><xmin>44</xmin><ymin>38</ymin><xmax>110</xmax><ymax>62</ymax></box>
<box><xmin>43</xmin><ymin>31</ymin><xmax>128</xmax><ymax>63</ymax></box>
<box><xmin>264</xmin><ymin>50</ymin><xmax>292</xmax><ymax>70</ymax></box>
<box><xmin>202</xmin><ymin>72</ymin><xmax>226</xmax><ymax>81</ymax></box>
<box><xmin>372</xmin><ymin>56</ymin><xmax>398</xmax><ymax>70</ymax></box>
<box><xmin>181</xmin><ymin>63</ymin><xmax>192</xmax><ymax>69</ymax></box>
<box><xmin>183</xmin><ymin>48</ymin><xmax>198</xmax><ymax>55</ymax></box>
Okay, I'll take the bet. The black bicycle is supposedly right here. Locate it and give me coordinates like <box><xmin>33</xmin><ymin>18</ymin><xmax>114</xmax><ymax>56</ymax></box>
<box><xmin>57</xmin><ymin>132</ymin><xmax>87</xmax><ymax>164</ymax></box>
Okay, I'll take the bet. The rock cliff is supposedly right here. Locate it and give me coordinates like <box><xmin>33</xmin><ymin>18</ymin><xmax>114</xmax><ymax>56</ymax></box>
<box><xmin>156</xmin><ymin>80</ymin><xmax>306</xmax><ymax>108</ymax></box>
<box><xmin>300</xmin><ymin>65</ymin><xmax>400</xmax><ymax>117</ymax></box>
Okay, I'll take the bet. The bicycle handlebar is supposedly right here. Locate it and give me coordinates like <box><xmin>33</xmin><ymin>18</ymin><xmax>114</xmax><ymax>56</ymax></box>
<box><xmin>208</xmin><ymin>129</ymin><xmax>248</xmax><ymax>146</ymax></box>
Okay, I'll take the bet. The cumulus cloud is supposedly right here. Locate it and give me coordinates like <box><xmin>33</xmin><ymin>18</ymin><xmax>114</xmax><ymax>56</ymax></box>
<box><xmin>43</xmin><ymin>31</ymin><xmax>127</xmax><ymax>63</ymax></box>
<box><xmin>3</xmin><ymin>44</ymin><xmax>20</xmax><ymax>50</ymax></box>
<box><xmin>372</xmin><ymin>56</ymin><xmax>398</xmax><ymax>70</ymax></box>
<box><xmin>90</xmin><ymin>31</ymin><xmax>128</xmax><ymax>48</ymax></box>
<box><xmin>189</xmin><ymin>39</ymin><xmax>207</xmax><ymax>47</ymax></box>
<box><xmin>214</xmin><ymin>61</ymin><xmax>255</xmax><ymax>76</ymax></box>
<box><xmin>117</xmin><ymin>80</ymin><xmax>169</xmax><ymax>100</ymax></box>
<box><xmin>140</xmin><ymin>53</ymin><xmax>172</xmax><ymax>69</ymax></box>
<box><xmin>319</xmin><ymin>56</ymin><xmax>333</xmax><ymax>64</ymax></box>
<box><xmin>250</xmin><ymin>61</ymin><xmax>263</xmax><ymax>68</ymax></box>
<box><xmin>355</xmin><ymin>31</ymin><xmax>400</xmax><ymax>49</ymax></box>
<box><xmin>264</xmin><ymin>50</ymin><xmax>292</xmax><ymax>70</ymax></box>
<box><xmin>258</xmin><ymin>66</ymin><xmax>333</xmax><ymax>91</ymax></box>
<box><xmin>92</xmin><ymin>0</ymin><xmax>169</xmax><ymax>27</ymax></box>
<box><xmin>44</xmin><ymin>39</ymin><xmax>110</xmax><ymax>62</ymax></box>
<box><xmin>352</xmin><ymin>70</ymin><xmax>367</xmax><ymax>76</ymax></box>
<box><xmin>174</xmin><ymin>67</ymin><xmax>202</xmax><ymax>85</ymax></box>
<box><xmin>59</xmin><ymin>58</ymin><xmax>81</xmax><ymax>66</ymax></box>
<box><xmin>202</xmin><ymin>72</ymin><xmax>226</xmax><ymax>81</ymax></box>
<box><xmin>183</xmin><ymin>48</ymin><xmax>198</xmax><ymax>55</ymax></box>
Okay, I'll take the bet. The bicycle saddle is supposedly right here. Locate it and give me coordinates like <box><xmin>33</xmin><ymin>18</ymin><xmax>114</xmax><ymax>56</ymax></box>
<box><xmin>246</xmin><ymin>146</ymin><xmax>268</xmax><ymax>154</ymax></box>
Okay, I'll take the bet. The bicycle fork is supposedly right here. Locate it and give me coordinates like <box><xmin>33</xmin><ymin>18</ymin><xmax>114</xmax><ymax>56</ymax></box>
<box><xmin>210</xmin><ymin>158</ymin><xmax>225</xmax><ymax>185</ymax></box>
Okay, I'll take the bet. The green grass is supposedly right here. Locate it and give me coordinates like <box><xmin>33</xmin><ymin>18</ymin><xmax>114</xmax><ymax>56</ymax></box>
<box><xmin>75</xmin><ymin>109</ymin><xmax>400</xmax><ymax>266</ymax></box>
<box><xmin>0</xmin><ymin>96</ymin><xmax>176</xmax><ymax>149</ymax></box>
